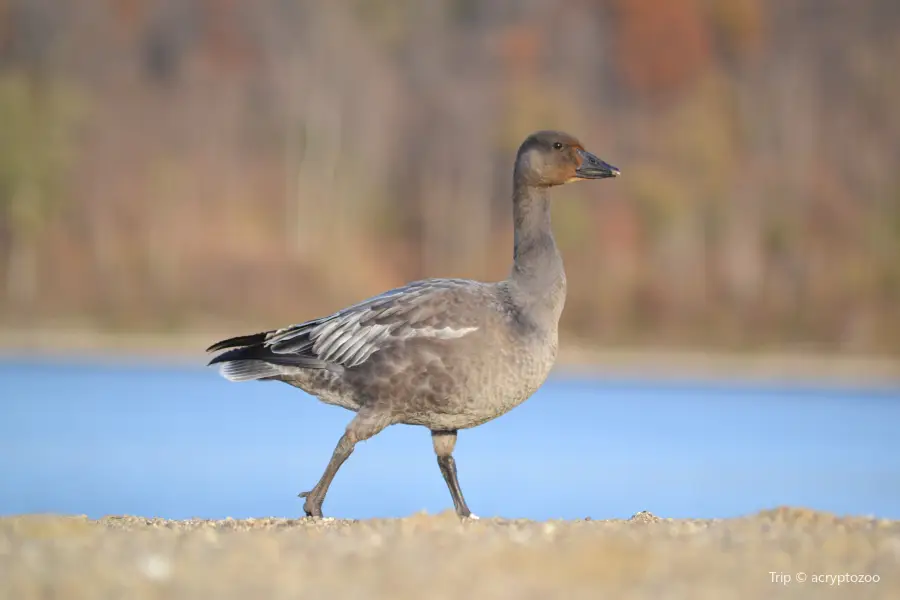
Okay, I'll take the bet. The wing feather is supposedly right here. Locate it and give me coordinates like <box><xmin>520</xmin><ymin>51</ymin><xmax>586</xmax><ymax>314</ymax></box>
<box><xmin>207</xmin><ymin>278</ymin><xmax>487</xmax><ymax>377</ymax></box>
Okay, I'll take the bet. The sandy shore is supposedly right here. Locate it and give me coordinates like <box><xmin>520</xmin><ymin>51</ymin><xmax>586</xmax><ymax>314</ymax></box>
<box><xmin>2</xmin><ymin>508</ymin><xmax>897</xmax><ymax>599</ymax></box>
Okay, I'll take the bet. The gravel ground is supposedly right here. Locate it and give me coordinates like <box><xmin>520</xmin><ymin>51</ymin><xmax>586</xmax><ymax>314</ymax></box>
<box><xmin>1</xmin><ymin>508</ymin><xmax>897</xmax><ymax>599</ymax></box>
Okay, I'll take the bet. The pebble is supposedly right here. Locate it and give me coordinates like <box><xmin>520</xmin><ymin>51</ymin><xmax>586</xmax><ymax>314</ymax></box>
<box><xmin>139</xmin><ymin>554</ymin><xmax>172</xmax><ymax>581</ymax></box>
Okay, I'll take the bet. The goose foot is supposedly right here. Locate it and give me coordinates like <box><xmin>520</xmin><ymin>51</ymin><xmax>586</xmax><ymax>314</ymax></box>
<box><xmin>298</xmin><ymin>490</ymin><xmax>324</xmax><ymax>518</ymax></box>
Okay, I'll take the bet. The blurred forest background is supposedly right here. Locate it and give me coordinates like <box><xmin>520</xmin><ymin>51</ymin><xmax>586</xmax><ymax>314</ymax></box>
<box><xmin>0</xmin><ymin>0</ymin><xmax>898</xmax><ymax>354</ymax></box>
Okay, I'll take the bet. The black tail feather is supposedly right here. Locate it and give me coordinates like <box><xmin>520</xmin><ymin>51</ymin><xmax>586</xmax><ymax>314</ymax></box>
<box><xmin>206</xmin><ymin>331</ymin><xmax>272</xmax><ymax>353</ymax></box>
<box><xmin>206</xmin><ymin>329</ymin><xmax>329</xmax><ymax>370</ymax></box>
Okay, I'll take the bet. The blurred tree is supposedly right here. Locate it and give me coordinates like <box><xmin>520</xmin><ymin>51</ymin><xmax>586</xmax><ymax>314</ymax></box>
<box><xmin>0</xmin><ymin>73</ymin><xmax>83</xmax><ymax>305</ymax></box>
<box><xmin>0</xmin><ymin>0</ymin><xmax>898</xmax><ymax>351</ymax></box>
<box><xmin>612</xmin><ymin>0</ymin><xmax>713</xmax><ymax>98</ymax></box>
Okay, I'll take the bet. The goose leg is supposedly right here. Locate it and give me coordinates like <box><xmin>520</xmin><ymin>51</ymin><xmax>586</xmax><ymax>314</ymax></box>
<box><xmin>299</xmin><ymin>410</ymin><xmax>387</xmax><ymax>517</ymax></box>
<box><xmin>431</xmin><ymin>430</ymin><xmax>475</xmax><ymax>518</ymax></box>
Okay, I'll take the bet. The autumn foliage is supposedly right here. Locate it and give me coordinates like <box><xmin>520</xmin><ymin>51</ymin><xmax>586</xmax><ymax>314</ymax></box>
<box><xmin>0</xmin><ymin>0</ymin><xmax>898</xmax><ymax>353</ymax></box>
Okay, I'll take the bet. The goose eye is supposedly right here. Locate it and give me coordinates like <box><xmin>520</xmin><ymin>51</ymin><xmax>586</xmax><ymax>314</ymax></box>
<box><xmin>552</xmin><ymin>142</ymin><xmax>563</xmax><ymax>150</ymax></box>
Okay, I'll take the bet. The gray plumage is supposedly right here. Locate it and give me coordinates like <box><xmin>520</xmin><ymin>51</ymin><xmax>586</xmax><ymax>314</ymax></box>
<box><xmin>207</xmin><ymin>130</ymin><xmax>620</xmax><ymax>518</ymax></box>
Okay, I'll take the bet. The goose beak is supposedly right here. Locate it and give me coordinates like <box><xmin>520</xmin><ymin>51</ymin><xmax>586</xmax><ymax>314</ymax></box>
<box><xmin>574</xmin><ymin>148</ymin><xmax>620</xmax><ymax>179</ymax></box>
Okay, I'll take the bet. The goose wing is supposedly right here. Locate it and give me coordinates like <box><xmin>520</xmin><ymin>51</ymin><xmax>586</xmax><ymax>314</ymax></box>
<box><xmin>207</xmin><ymin>278</ymin><xmax>488</xmax><ymax>380</ymax></box>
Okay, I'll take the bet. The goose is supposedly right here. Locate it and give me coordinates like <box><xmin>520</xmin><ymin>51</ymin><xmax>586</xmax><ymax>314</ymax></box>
<box><xmin>207</xmin><ymin>130</ymin><xmax>620</xmax><ymax>518</ymax></box>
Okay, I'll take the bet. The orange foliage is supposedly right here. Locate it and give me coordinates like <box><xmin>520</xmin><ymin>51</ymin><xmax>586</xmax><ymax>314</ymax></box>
<box><xmin>496</xmin><ymin>24</ymin><xmax>543</xmax><ymax>78</ymax></box>
<box><xmin>199</xmin><ymin>0</ymin><xmax>257</xmax><ymax>71</ymax></box>
<box><xmin>613</xmin><ymin>0</ymin><xmax>713</xmax><ymax>96</ymax></box>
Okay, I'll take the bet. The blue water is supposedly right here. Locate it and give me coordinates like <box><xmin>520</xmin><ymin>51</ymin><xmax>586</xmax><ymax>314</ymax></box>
<box><xmin>1</xmin><ymin>358</ymin><xmax>898</xmax><ymax>521</ymax></box>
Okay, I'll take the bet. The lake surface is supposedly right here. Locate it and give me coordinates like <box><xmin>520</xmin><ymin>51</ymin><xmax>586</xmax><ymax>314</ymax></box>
<box><xmin>1</xmin><ymin>357</ymin><xmax>899</xmax><ymax>521</ymax></box>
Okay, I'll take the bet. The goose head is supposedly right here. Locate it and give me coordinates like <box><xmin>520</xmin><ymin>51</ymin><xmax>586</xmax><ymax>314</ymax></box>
<box><xmin>514</xmin><ymin>130</ymin><xmax>619</xmax><ymax>188</ymax></box>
